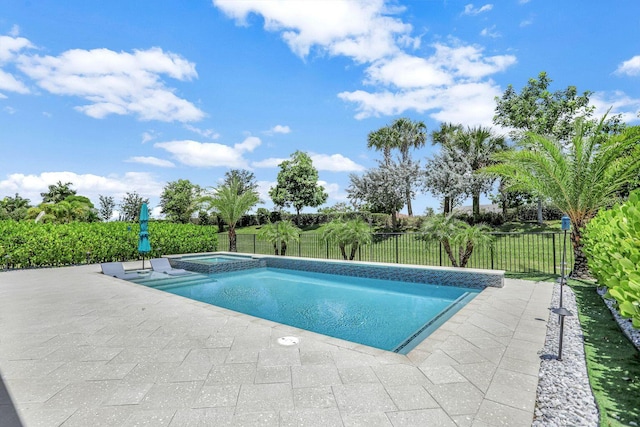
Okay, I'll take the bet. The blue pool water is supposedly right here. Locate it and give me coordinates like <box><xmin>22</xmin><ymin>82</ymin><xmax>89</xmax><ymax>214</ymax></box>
<box><xmin>179</xmin><ymin>254</ymin><xmax>252</xmax><ymax>264</ymax></box>
<box><xmin>140</xmin><ymin>267</ymin><xmax>479</xmax><ymax>353</ymax></box>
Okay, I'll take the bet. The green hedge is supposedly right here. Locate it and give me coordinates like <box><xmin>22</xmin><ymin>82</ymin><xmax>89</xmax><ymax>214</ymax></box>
<box><xmin>584</xmin><ymin>190</ymin><xmax>640</xmax><ymax>328</ymax></box>
<box><xmin>0</xmin><ymin>220</ymin><xmax>218</xmax><ymax>268</ymax></box>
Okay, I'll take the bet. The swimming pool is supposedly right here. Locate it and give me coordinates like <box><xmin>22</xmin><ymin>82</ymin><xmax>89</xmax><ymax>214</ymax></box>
<box><xmin>178</xmin><ymin>254</ymin><xmax>253</xmax><ymax>264</ymax></box>
<box><xmin>137</xmin><ymin>266</ymin><xmax>480</xmax><ymax>353</ymax></box>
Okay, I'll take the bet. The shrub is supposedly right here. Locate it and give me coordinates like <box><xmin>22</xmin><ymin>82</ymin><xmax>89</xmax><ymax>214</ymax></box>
<box><xmin>583</xmin><ymin>190</ymin><xmax>640</xmax><ymax>328</ymax></box>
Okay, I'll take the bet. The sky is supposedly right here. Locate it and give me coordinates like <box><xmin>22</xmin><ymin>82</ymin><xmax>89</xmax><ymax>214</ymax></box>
<box><xmin>1</xmin><ymin>0</ymin><xmax>639</xmax><ymax>218</ymax></box>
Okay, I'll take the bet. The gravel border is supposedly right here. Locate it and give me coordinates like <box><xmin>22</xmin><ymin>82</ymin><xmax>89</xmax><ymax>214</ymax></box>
<box><xmin>533</xmin><ymin>282</ymin><xmax>599</xmax><ymax>426</ymax></box>
<box><xmin>597</xmin><ymin>287</ymin><xmax>640</xmax><ymax>352</ymax></box>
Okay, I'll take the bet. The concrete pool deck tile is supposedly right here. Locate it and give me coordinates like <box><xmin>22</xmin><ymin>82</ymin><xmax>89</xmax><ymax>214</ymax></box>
<box><xmin>0</xmin><ymin>265</ymin><xmax>554</xmax><ymax>426</ymax></box>
<box><xmin>280</xmin><ymin>408</ymin><xmax>344</xmax><ymax>427</ymax></box>
<box><xmin>332</xmin><ymin>383</ymin><xmax>397</xmax><ymax>414</ymax></box>
<box><xmin>292</xmin><ymin>386</ymin><xmax>337</xmax><ymax>409</ymax></box>
<box><xmin>60</xmin><ymin>406</ymin><xmax>135</xmax><ymax>427</ymax></box>
<box><xmin>385</xmin><ymin>385</ymin><xmax>439</xmax><ymax>410</ymax></box>
<box><xmin>235</xmin><ymin>383</ymin><xmax>294</xmax><ymax>412</ymax></box>
<box><xmin>10</xmin><ymin>403</ymin><xmax>74</xmax><ymax>427</ymax></box>
<box><xmin>386</xmin><ymin>408</ymin><xmax>458</xmax><ymax>427</ymax></box>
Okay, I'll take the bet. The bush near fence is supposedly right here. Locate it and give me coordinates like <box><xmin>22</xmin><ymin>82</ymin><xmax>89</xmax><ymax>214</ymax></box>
<box><xmin>0</xmin><ymin>220</ymin><xmax>218</xmax><ymax>269</ymax></box>
<box><xmin>218</xmin><ymin>231</ymin><xmax>574</xmax><ymax>275</ymax></box>
<box><xmin>235</xmin><ymin>212</ymin><xmax>391</xmax><ymax>228</ymax></box>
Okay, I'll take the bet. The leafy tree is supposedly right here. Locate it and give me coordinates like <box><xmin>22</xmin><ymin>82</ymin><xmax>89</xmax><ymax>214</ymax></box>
<box><xmin>257</xmin><ymin>220</ymin><xmax>301</xmax><ymax>255</ymax></box>
<box><xmin>40</xmin><ymin>181</ymin><xmax>77</xmax><ymax>204</ymax></box>
<box><xmin>430</xmin><ymin>123</ymin><xmax>507</xmax><ymax>217</ymax></box>
<box><xmin>199</xmin><ymin>178</ymin><xmax>259</xmax><ymax>252</ymax></box>
<box><xmin>423</xmin><ymin>145</ymin><xmax>471</xmax><ymax>214</ymax></box>
<box><xmin>269</xmin><ymin>151</ymin><xmax>328</xmax><ymax>216</ymax></box>
<box><xmin>347</xmin><ymin>158</ymin><xmax>414</xmax><ymax>229</ymax></box>
<box><xmin>418</xmin><ymin>214</ymin><xmax>494</xmax><ymax>268</ymax></box>
<box><xmin>223</xmin><ymin>169</ymin><xmax>258</xmax><ymax>195</ymax></box>
<box><xmin>27</xmin><ymin>197</ymin><xmax>97</xmax><ymax>224</ymax></box>
<box><xmin>318</xmin><ymin>202</ymin><xmax>354</xmax><ymax>214</ymax></box>
<box><xmin>119</xmin><ymin>192</ymin><xmax>149</xmax><ymax>222</ymax></box>
<box><xmin>321</xmin><ymin>218</ymin><xmax>373</xmax><ymax>261</ymax></box>
<box><xmin>484</xmin><ymin>119</ymin><xmax>640</xmax><ymax>278</ymax></box>
<box><xmin>367</xmin><ymin>118</ymin><xmax>427</xmax><ymax>215</ymax></box>
<box><xmin>493</xmin><ymin>71</ymin><xmax>624</xmax><ymax>223</ymax></box>
<box><xmin>0</xmin><ymin>193</ymin><xmax>31</xmax><ymax>221</ymax></box>
<box><xmin>98</xmin><ymin>195</ymin><xmax>115</xmax><ymax>221</ymax></box>
<box><xmin>159</xmin><ymin>179</ymin><xmax>202</xmax><ymax>224</ymax></box>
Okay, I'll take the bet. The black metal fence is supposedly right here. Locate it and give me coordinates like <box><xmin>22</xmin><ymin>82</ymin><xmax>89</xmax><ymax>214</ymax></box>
<box><xmin>218</xmin><ymin>232</ymin><xmax>574</xmax><ymax>275</ymax></box>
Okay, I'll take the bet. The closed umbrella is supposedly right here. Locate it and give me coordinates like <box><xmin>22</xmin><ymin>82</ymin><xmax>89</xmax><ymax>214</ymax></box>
<box><xmin>138</xmin><ymin>203</ymin><xmax>151</xmax><ymax>269</ymax></box>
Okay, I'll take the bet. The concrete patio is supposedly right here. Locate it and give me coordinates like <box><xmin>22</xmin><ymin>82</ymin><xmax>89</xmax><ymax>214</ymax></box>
<box><xmin>0</xmin><ymin>263</ymin><xmax>553</xmax><ymax>426</ymax></box>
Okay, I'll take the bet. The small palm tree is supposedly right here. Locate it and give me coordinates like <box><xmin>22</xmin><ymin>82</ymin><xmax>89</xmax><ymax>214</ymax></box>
<box><xmin>419</xmin><ymin>215</ymin><xmax>494</xmax><ymax>268</ymax></box>
<box><xmin>199</xmin><ymin>178</ymin><xmax>259</xmax><ymax>252</ymax></box>
<box><xmin>257</xmin><ymin>220</ymin><xmax>301</xmax><ymax>256</ymax></box>
<box><xmin>484</xmin><ymin>118</ymin><xmax>640</xmax><ymax>278</ymax></box>
<box><xmin>322</xmin><ymin>218</ymin><xmax>373</xmax><ymax>261</ymax></box>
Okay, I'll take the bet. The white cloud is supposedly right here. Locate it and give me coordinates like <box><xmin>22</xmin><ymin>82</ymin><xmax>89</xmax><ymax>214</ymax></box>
<box><xmin>141</xmin><ymin>131</ymin><xmax>158</xmax><ymax>144</ymax></box>
<box><xmin>615</xmin><ymin>55</ymin><xmax>640</xmax><ymax>76</ymax></box>
<box><xmin>266</xmin><ymin>124</ymin><xmax>291</xmax><ymax>134</ymax></box>
<box><xmin>365</xmin><ymin>54</ymin><xmax>452</xmax><ymax>88</ymax></box>
<box><xmin>318</xmin><ymin>180</ymin><xmax>347</xmax><ymax>202</ymax></box>
<box><xmin>0</xmin><ymin>171</ymin><xmax>164</xmax><ymax>205</ymax></box>
<box><xmin>8</xmin><ymin>25</ymin><xmax>21</xmax><ymax>37</ymax></box>
<box><xmin>590</xmin><ymin>91</ymin><xmax>640</xmax><ymax>123</ymax></box>
<box><xmin>184</xmin><ymin>124</ymin><xmax>221</xmax><ymax>139</ymax></box>
<box><xmin>0</xmin><ymin>35</ymin><xmax>34</xmax><ymax>95</ymax></box>
<box><xmin>3</xmin><ymin>106</ymin><xmax>16</xmax><ymax>114</ymax></box>
<box><xmin>125</xmin><ymin>156</ymin><xmax>175</xmax><ymax>168</ymax></box>
<box><xmin>520</xmin><ymin>19</ymin><xmax>533</xmax><ymax>27</ymax></box>
<box><xmin>463</xmin><ymin>4</ymin><xmax>493</xmax><ymax>16</ymax></box>
<box><xmin>251</xmin><ymin>157</ymin><xmax>287</xmax><ymax>168</ymax></box>
<box><xmin>17</xmin><ymin>47</ymin><xmax>204</xmax><ymax>122</ymax></box>
<box><xmin>154</xmin><ymin>136</ymin><xmax>261</xmax><ymax>168</ymax></box>
<box><xmin>310</xmin><ymin>154</ymin><xmax>365</xmax><ymax>172</ymax></box>
<box><xmin>213</xmin><ymin>0</ymin><xmax>415</xmax><ymax>63</ymax></box>
<box><xmin>480</xmin><ymin>25</ymin><xmax>500</xmax><ymax>38</ymax></box>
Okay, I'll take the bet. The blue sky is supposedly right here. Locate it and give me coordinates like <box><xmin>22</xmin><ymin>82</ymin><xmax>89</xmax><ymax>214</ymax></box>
<box><xmin>1</xmin><ymin>0</ymin><xmax>639</xmax><ymax>218</ymax></box>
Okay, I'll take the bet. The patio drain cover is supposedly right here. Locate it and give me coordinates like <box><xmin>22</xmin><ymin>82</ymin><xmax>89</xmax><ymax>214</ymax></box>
<box><xmin>277</xmin><ymin>336</ymin><xmax>299</xmax><ymax>346</ymax></box>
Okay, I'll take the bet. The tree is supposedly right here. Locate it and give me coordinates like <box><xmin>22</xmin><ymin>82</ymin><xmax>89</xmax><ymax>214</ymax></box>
<box><xmin>430</xmin><ymin>123</ymin><xmax>507</xmax><ymax>217</ymax></box>
<box><xmin>223</xmin><ymin>169</ymin><xmax>258</xmax><ymax>195</ymax></box>
<box><xmin>423</xmin><ymin>146</ymin><xmax>471</xmax><ymax>214</ymax></box>
<box><xmin>367</xmin><ymin>118</ymin><xmax>427</xmax><ymax>215</ymax></box>
<box><xmin>322</xmin><ymin>218</ymin><xmax>373</xmax><ymax>261</ymax></box>
<box><xmin>119</xmin><ymin>192</ymin><xmax>149</xmax><ymax>222</ymax></box>
<box><xmin>199</xmin><ymin>178</ymin><xmax>259</xmax><ymax>252</ymax></box>
<box><xmin>257</xmin><ymin>220</ymin><xmax>301</xmax><ymax>255</ymax></box>
<box><xmin>159</xmin><ymin>179</ymin><xmax>202</xmax><ymax>224</ymax></box>
<box><xmin>484</xmin><ymin>119</ymin><xmax>640</xmax><ymax>278</ymax></box>
<box><xmin>418</xmin><ymin>214</ymin><xmax>494</xmax><ymax>268</ymax></box>
<box><xmin>269</xmin><ymin>151</ymin><xmax>328</xmax><ymax>217</ymax></box>
<box><xmin>41</xmin><ymin>181</ymin><xmax>77</xmax><ymax>204</ymax></box>
<box><xmin>98</xmin><ymin>195</ymin><xmax>115</xmax><ymax>221</ymax></box>
<box><xmin>347</xmin><ymin>158</ymin><xmax>413</xmax><ymax>229</ymax></box>
<box><xmin>493</xmin><ymin>71</ymin><xmax>623</xmax><ymax>224</ymax></box>
<box><xmin>0</xmin><ymin>193</ymin><xmax>31</xmax><ymax>221</ymax></box>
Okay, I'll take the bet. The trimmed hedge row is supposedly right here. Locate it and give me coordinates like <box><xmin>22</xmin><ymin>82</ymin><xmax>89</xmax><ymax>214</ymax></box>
<box><xmin>584</xmin><ymin>190</ymin><xmax>640</xmax><ymax>328</ymax></box>
<box><xmin>235</xmin><ymin>212</ymin><xmax>391</xmax><ymax>229</ymax></box>
<box><xmin>0</xmin><ymin>220</ymin><xmax>218</xmax><ymax>268</ymax></box>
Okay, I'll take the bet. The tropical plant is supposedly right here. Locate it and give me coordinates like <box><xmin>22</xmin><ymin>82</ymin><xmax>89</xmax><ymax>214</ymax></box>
<box><xmin>199</xmin><ymin>178</ymin><xmax>259</xmax><ymax>252</ymax></box>
<box><xmin>269</xmin><ymin>151</ymin><xmax>328</xmax><ymax>217</ymax></box>
<box><xmin>583</xmin><ymin>190</ymin><xmax>640</xmax><ymax>328</ymax></box>
<box><xmin>418</xmin><ymin>214</ymin><xmax>494</xmax><ymax>268</ymax></box>
<box><xmin>0</xmin><ymin>193</ymin><xmax>31</xmax><ymax>221</ymax></box>
<box><xmin>368</xmin><ymin>118</ymin><xmax>427</xmax><ymax>215</ymax></box>
<box><xmin>223</xmin><ymin>169</ymin><xmax>259</xmax><ymax>195</ymax></box>
<box><xmin>119</xmin><ymin>192</ymin><xmax>150</xmax><ymax>222</ymax></box>
<box><xmin>257</xmin><ymin>220</ymin><xmax>301</xmax><ymax>256</ymax></box>
<box><xmin>321</xmin><ymin>218</ymin><xmax>373</xmax><ymax>261</ymax></box>
<box><xmin>159</xmin><ymin>179</ymin><xmax>202</xmax><ymax>224</ymax></box>
<box><xmin>40</xmin><ymin>181</ymin><xmax>77</xmax><ymax>203</ymax></box>
<box><xmin>98</xmin><ymin>195</ymin><xmax>115</xmax><ymax>221</ymax></box>
<box><xmin>484</xmin><ymin>119</ymin><xmax>640</xmax><ymax>278</ymax></box>
<box><xmin>423</xmin><ymin>144</ymin><xmax>471</xmax><ymax>214</ymax></box>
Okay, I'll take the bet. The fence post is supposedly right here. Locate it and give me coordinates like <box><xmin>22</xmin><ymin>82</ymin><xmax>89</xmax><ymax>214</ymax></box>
<box><xmin>326</xmin><ymin>240</ymin><xmax>329</xmax><ymax>259</ymax></box>
<box><xmin>552</xmin><ymin>233</ymin><xmax>557</xmax><ymax>276</ymax></box>
<box><xmin>439</xmin><ymin>241</ymin><xmax>443</xmax><ymax>266</ymax></box>
<box><xmin>490</xmin><ymin>245</ymin><xmax>494</xmax><ymax>270</ymax></box>
<box><xmin>253</xmin><ymin>234</ymin><xmax>256</xmax><ymax>254</ymax></box>
<box><xmin>395</xmin><ymin>234</ymin><xmax>399</xmax><ymax>263</ymax></box>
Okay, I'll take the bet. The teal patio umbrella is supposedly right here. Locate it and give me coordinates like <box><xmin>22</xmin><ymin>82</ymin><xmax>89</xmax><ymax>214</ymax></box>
<box><xmin>138</xmin><ymin>203</ymin><xmax>151</xmax><ymax>269</ymax></box>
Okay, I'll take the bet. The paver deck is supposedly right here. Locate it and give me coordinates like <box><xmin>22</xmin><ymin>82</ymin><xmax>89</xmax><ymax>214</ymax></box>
<box><xmin>0</xmin><ymin>263</ymin><xmax>553</xmax><ymax>426</ymax></box>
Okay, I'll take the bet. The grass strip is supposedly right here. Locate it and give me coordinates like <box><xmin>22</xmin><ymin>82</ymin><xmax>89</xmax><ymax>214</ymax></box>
<box><xmin>568</xmin><ymin>280</ymin><xmax>640</xmax><ymax>427</ymax></box>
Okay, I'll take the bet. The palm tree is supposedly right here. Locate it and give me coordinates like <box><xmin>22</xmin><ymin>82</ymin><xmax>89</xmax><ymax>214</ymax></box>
<box><xmin>367</xmin><ymin>118</ymin><xmax>427</xmax><ymax>216</ymax></box>
<box><xmin>321</xmin><ymin>218</ymin><xmax>373</xmax><ymax>261</ymax></box>
<box><xmin>257</xmin><ymin>220</ymin><xmax>301</xmax><ymax>256</ymax></box>
<box><xmin>484</xmin><ymin>119</ymin><xmax>640</xmax><ymax>278</ymax></box>
<box><xmin>199</xmin><ymin>178</ymin><xmax>259</xmax><ymax>252</ymax></box>
<box><xmin>418</xmin><ymin>215</ymin><xmax>494</xmax><ymax>268</ymax></box>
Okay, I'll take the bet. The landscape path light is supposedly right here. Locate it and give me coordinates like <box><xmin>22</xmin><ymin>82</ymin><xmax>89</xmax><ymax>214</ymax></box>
<box><xmin>559</xmin><ymin>214</ymin><xmax>571</xmax><ymax>308</ymax></box>
<box><xmin>551</xmin><ymin>307</ymin><xmax>572</xmax><ymax>360</ymax></box>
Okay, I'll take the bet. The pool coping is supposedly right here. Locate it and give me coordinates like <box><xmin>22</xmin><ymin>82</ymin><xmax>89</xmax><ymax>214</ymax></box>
<box><xmin>0</xmin><ymin>262</ymin><xmax>551</xmax><ymax>426</ymax></box>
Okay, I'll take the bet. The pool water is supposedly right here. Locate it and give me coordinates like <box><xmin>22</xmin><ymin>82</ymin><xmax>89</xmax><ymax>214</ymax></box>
<box><xmin>140</xmin><ymin>267</ymin><xmax>479</xmax><ymax>353</ymax></box>
<box><xmin>179</xmin><ymin>254</ymin><xmax>252</xmax><ymax>264</ymax></box>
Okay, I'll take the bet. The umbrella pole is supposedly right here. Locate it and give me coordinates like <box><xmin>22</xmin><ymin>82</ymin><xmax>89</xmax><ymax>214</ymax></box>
<box><xmin>142</xmin><ymin>255</ymin><xmax>145</xmax><ymax>270</ymax></box>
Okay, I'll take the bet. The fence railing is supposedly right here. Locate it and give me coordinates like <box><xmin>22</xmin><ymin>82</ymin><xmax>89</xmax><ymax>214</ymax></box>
<box><xmin>218</xmin><ymin>232</ymin><xmax>574</xmax><ymax>275</ymax></box>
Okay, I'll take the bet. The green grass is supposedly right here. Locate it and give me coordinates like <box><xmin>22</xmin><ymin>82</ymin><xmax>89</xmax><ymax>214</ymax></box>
<box><xmin>569</xmin><ymin>280</ymin><xmax>640</xmax><ymax>427</ymax></box>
